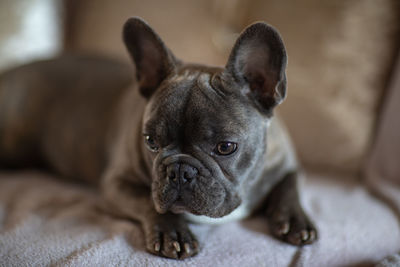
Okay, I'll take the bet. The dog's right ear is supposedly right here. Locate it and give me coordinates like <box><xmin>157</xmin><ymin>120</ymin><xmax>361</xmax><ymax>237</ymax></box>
<box><xmin>123</xmin><ymin>17</ymin><xmax>178</xmax><ymax>98</ymax></box>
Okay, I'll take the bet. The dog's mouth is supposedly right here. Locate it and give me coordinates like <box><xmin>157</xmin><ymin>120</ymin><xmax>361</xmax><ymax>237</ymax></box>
<box><xmin>169</xmin><ymin>197</ymin><xmax>187</xmax><ymax>214</ymax></box>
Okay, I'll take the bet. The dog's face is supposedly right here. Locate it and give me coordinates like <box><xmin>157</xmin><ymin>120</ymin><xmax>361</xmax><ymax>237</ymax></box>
<box><xmin>141</xmin><ymin>67</ymin><xmax>269</xmax><ymax>218</ymax></box>
<box><xmin>123</xmin><ymin>18</ymin><xmax>287</xmax><ymax>218</ymax></box>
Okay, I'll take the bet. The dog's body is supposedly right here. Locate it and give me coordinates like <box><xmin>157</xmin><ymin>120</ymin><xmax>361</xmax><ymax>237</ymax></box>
<box><xmin>0</xmin><ymin>18</ymin><xmax>316</xmax><ymax>259</ymax></box>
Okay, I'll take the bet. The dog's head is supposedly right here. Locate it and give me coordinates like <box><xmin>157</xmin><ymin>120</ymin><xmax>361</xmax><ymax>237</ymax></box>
<box><xmin>123</xmin><ymin>17</ymin><xmax>287</xmax><ymax>218</ymax></box>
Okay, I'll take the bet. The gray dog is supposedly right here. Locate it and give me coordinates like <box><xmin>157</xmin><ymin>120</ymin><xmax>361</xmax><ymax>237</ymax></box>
<box><xmin>0</xmin><ymin>17</ymin><xmax>317</xmax><ymax>259</ymax></box>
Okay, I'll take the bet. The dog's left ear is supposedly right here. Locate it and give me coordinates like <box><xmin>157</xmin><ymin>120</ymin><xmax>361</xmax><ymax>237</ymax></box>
<box><xmin>123</xmin><ymin>17</ymin><xmax>178</xmax><ymax>98</ymax></box>
<box><xmin>225</xmin><ymin>22</ymin><xmax>287</xmax><ymax>115</ymax></box>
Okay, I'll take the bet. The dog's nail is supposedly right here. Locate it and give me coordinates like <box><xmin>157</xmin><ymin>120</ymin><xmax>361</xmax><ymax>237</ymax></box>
<box><xmin>309</xmin><ymin>230</ymin><xmax>316</xmax><ymax>241</ymax></box>
<box><xmin>171</xmin><ymin>250</ymin><xmax>178</xmax><ymax>258</ymax></box>
<box><xmin>300</xmin><ymin>230</ymin><xmax>309</xmax><ymax>241</ymax></box>
<box><xmin>193</xmin><ymin>241</ymin><xmax>199</xmax><ymax>249</ymax></box>
<box><xmin>154</xmin><ymin>242</ymin><xmax>161</xmax><ymax>252</ymax></box>
<box><xmin>173</xmin><ymin>241</ymin><xmax>181</xmax><ymax>252</ymax></box>
<box><xmin>184</xmin><ymin>243</ymin><xmax>191</xmax><ymax>254</ymax></box>
<box><xmin>279</xmin><ymin>222</ymin><xmax>290</xmax><ymax>235</ymax></box>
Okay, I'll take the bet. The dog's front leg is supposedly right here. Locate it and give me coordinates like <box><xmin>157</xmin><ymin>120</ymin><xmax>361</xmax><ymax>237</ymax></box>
<box><xmin>101</xmin><ymin>171</ymin><xmax>199</xmax><ymax>259</ymax></box>
<box><xmin>265</xmin><ymin>172</ymin><xmax>317</xmax><ymax>245</ymax></box>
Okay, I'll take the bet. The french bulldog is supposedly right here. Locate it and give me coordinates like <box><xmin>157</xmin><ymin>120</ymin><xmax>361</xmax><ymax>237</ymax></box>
<box><xmin>0</xmin><ymin>17</ymin><xmax>317</xmax><ymax>259</ymax></box>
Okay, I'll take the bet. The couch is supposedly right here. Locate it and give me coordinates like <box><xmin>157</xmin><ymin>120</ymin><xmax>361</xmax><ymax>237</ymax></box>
<box><xmin>1</xmin><ymin>0</ymin><xmax>400</xmax><ymax>266</ymax></box>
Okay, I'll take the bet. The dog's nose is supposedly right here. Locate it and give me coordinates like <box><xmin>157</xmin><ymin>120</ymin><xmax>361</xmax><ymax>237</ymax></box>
<box><xmin>180</xmin><ymin>164</ymin><xmax>198</xmax><ymax>183</ymax></box>
<box><xmin>166</xmin><ymin>163</ymin><xmax>198</xmax><ymax>185</ymax></box>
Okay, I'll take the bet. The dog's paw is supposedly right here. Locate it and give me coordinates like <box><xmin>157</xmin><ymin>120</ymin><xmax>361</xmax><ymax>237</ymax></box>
<box><xmin>144</xmin><ymin>221</ymin><xmax>199</xmax><ymax>259</ymax></box>
<box><xmin>268</xmin><ymin>209</ymin><xmax>317</xmax><ymax>246</ymax></box>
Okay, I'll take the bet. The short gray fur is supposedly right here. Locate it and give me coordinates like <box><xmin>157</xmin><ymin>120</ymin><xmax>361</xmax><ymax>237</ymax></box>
<box><xmin>0</xmin><ymin>17</ymin><xmax>317</xmax><ymax>259</ymax></box>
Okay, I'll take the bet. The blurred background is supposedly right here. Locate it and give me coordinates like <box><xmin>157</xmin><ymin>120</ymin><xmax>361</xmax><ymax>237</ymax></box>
<box><xmin>0</xmin><ymin>0</ymin><xmax>399</xmax><ymax>178</ymax></box>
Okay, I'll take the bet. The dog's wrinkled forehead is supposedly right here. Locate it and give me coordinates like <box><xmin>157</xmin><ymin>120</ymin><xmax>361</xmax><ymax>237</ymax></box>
<box><xmin>143</xmin><ymin>68</ymin><xmax>249</xmax><ymax>143</ymax></box>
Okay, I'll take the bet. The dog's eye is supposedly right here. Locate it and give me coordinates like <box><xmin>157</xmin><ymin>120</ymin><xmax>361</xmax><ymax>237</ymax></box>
<box><xmin>144</xmin><ymin>135</ymin><xmax>159</xmax><ymax>152</ymax></box>
<box><xmin>215</xmin><ymin>142</ymin><xmax>237</xmax><ymax>156</ymax></box>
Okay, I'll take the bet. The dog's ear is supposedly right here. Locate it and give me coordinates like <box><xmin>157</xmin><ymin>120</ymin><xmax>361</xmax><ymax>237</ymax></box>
<box><xmin>225</xmin><ymin>22</ymin><xmax>287</xmax><ymax>115</ymax></box>
<box><xmin>123</xmin><ymin>17</ymin><xmax>178</xmax><ymax>98</ymax></box>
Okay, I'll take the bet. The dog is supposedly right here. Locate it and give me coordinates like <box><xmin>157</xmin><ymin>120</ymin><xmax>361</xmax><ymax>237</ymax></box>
<box><xmin>0</xmin><ymin>17</ymin><xmax>317</xmax><ymax>259</ymax></box>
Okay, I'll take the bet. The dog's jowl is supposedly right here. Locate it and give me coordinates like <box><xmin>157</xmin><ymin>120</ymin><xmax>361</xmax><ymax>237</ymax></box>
<box><xmin>0</xmin><ymin>17</ymin><xmax>317</xmax><ymax>259</ymax></box>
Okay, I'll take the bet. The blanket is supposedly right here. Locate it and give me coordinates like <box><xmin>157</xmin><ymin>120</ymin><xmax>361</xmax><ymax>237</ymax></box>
<box><xmin>1</xmin><ymin>171</ymin><xmax>399</xmax><ymax>266</ymax></box>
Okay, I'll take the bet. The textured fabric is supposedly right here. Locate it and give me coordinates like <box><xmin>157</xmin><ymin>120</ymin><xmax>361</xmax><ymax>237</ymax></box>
<box><xmin>1</xmin><ymin>171</ymin><xmax>399</xmax><ymax>266</ymax></box>
<box><xmin>365</xmin><ymin>52</ymin><xmax>400</xmax><ymax>266</ymax></box>
<box><xmin>377</xmin><ymin>254</ymin><xmax>400</xmax><ymax>267</ymax></box>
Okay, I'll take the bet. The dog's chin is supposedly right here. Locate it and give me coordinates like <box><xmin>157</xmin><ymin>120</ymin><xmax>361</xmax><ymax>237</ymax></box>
<box><xmin>165</xmin><ymin>200</ymin><xmax>210</xmax><ymax>216</ymax></box>
<box><xmin>153</xmin><ymin>195</ymin><xmax>192</xmax><ymax>215</ymax></box>
<box><xmin>169</xmin><ymin>200</ymin><xmax>235</xmax><ymax>218</ymax></box>
<box><xmin>155</xmin><ymin>198</ymin><xmax>222</xmax><ymax>217</ymax></box>
<box><xmin>169</xmin><ymin>199</ymin><xmax>188</xmax><ymax>214</ymax></box>
<box><xmin>153</xmin><ymin>191</ymin><xmax>241</xmax><ymax>217</ymax></box>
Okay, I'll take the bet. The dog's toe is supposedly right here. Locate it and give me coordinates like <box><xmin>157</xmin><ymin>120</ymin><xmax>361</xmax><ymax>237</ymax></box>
<box><xmin>145</xmin><ymin>223</ymin><xmax>199</xmax><ymax>259</ymax></box>
<box><xmin>269</xmin><ymin>211</ymin><xmax>318</xmax><ymax>246</ymax></box>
